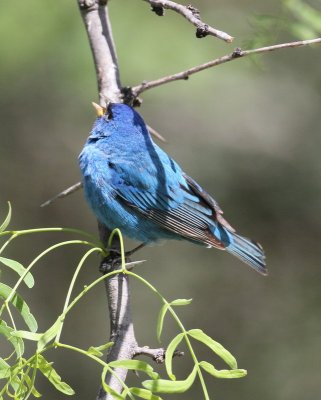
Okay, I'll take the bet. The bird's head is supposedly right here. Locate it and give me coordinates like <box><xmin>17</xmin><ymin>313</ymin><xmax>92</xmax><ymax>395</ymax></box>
<box><xmin>88</xmin><ymin>102</ymin><xmax>147</xmax><ymax>141</ymax></box>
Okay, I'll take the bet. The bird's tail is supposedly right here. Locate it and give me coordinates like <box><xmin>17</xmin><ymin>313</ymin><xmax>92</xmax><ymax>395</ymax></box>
<box><xmin>225</xmin><ymin>231</ymin><xmax>267</xmax><ymax>275</ymax></box>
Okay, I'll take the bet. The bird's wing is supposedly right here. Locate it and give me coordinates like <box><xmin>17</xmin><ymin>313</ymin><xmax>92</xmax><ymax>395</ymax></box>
<box><xmin>109</xmin><ymin>150</ymin><xmax>232</xmax><ymax>248</ymax></box>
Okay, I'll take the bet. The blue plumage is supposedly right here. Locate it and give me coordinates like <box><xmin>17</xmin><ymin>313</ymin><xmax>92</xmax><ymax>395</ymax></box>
<box><xmin>79</xmin><ymin>103</ymin><xmax>267</xmax><ymax>275</ymax></box>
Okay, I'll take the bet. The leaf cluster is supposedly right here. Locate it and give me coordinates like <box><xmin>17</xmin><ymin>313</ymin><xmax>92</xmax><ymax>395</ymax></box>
<box><xmin>0</xmin><ymin>204</ymin><xmax>246</xmax><ymax>399</ymax></box>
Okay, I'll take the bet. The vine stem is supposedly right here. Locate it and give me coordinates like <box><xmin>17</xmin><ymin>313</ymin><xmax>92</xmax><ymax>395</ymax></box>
<box><xmin>125</xmin><ymin>270</ymin><xmax>209</xmax><ymax>400</ymax></box>
<box><xmin>55</xmin><ymin>342</ymin><xmax>135</xmax><ymax>400</ymax></box>
<box><xmin>0</xmin><ymin>240</ymin><xmax>99</xmax><ymax>313</ymax></box>
<box><xmin>55</xmin><ymin>247</ymin><xmax>104</xmax><ymax>343</ymax></box>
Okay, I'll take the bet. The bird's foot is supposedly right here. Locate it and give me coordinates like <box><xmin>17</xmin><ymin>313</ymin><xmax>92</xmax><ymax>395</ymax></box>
<box><xmin>99</xmin><ymin>251</ymin><xmax>131</xmax><ymax>274</ymax></box>
<box><xmin>100</xmin><ymin>243</ymin><xmax>146</xmax><ymax>274</ymax></box>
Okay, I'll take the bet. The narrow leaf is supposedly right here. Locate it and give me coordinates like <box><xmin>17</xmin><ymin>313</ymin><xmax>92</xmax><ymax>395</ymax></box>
<box><xmin>11</xmin><ymin>330</ymin><xmax>42</xmax><ymax>341</ymax></box>
<box><xmin>156</xmin><ymin>304</ymin><xmax>169</xmax><ymax>343</ymax></box>
<box><xmin>143</xmin><ymin>365</ymin><xmax>197</xmax><ymax>394</ymax></box>
<box><xmin>0</xmin><ymin>283</ymin><xmax>37</xmax><ymax>332</ymax></box>
<box><xmin>87</xmin><ymin>347</ymin><xmax>103</xmax><ymax>357</ymax></box>
<box><xmin>109</xmin><ymin>360</ymin><xmax>159</xmax><ymax>380</ymax></box>
<box><xmin>36</xmin><ymin>354</ymin><xmax>75</xmax><ymax>395</ymax></box>
<box><xmin>0</xmin><ymin>257</ymin><xmax>34</xmax><ymax>288</ymax></box>
<box><xmin>165</xmin><ymin>333</ymin><xmax>184</xmax><ymax>380</ymax></box>
<box><xmin>0</xmin><ymin>202</ymin><xmax>11</xmax><ymax>232</ymax></box>
<box><xmin>87</xmin><ymin>341</ymin><xmax>113</xmax><ymax>356</ymax></box>
<box><xmin>200</xmin><ymin>361</ymin><xmax>247</xmax><ymax>379</ymax></box>
<box><xmin>37</xmin><ymin>318</ymin><xmax>62</xmax><ymax>351</ymax></box>
<box><xmin>23</xmin><ymin>374</ymin><xmax>42</xmax><ymax>397</ymax></box>
<box><xmin>170</xmin><ymin>299</ymin><xmax>193</xmax><ymax>306</ymax></box>
<box><xmin>129</xmin><ymin>387</ymin><xmax>163</xmax><ymax>400</ymax></box>
<box><xmin>0</xmin><ymin>358</ymin><xmax>10</xmax><ymax>379</ymax></box>
<box><xmin>0</xmin><ymin>320</ymin><xmax>24</xmax><ymax>357</ymax></box>
<box><xmin>188</xmin><ymin>329</ymin><xmax>237</xmax><ymax>369</ymax></box>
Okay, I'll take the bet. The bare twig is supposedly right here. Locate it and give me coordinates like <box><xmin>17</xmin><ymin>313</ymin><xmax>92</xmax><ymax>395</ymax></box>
<box><xmin>131</xmin><ymin>37</ymin><xmax>321</xmax><ymax>97</ymax></box>
<box><xmin>42</xmin><ymin>36</ymin><xmax>321</xmax><ymax>208</ymax></box>
<box><xmin>77</xmin><ymin>1</ymin><xmax>137</xmax><ymax>399</ymax></box>
<box><xmin>40</xmin><ymin>182</ymin><xmax>82</xmax><ymax>207</ymax></box>
<box><xmin>143</xmin><ymin>0</ymin><xmax>234</xmax><ymax>43</ymax></box>
<box><xmin>135</xmin><ymin>346</ymin><xmax>184</xmax><ymax>364</ymax></box>
<box><xmin>147</xmin><ymin>124</ymin><xmax>167</xmax><ymax>142</ymax></box>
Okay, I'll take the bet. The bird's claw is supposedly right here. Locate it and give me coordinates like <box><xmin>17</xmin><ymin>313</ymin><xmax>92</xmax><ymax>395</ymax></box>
<box><xmin>100</xmin><ymin>252</ymin><xmax>132</xmax><ymax>274</ymax></box>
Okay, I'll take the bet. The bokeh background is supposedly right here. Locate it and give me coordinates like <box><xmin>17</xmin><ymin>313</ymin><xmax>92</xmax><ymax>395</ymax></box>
<box><xmin>1</xmin><ymin>0</ymin><xmax>321</xmax><ymax>399</ymax></box>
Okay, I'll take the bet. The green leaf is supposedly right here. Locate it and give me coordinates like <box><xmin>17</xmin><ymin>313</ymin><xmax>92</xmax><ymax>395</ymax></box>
<box><xmin>170</xmin><ymin>299</ymin><xmax>193</xmax><ymax>306</ymax></box>
<box><xmin>23</xmin><ymin>374</ymin><xmax>42</xmax><ymax>397</ymax></box>
<box><xmin>165</xmin><ymin>332</ymin><xmax>184</xmax><ymax>380</ymax></box>
<box><xmin>109</xmin><ymin>360</ymin><xmax>159</xmax><ymax>380</ymax></box>
<box><xmin>143</xmin><ymin>365</ymin><xmax>197</xmax><ymax>393</ymax></box>
<box><xmin>200</xmin><ymin>361</ymin><xmax>247</xmax><ymax>379</ymax></box>
<box><xmin>285</xmin><ymin>0</ymin><xmax>321</xmax><ymax>32</ymax></box>
<box><xmin>101</xmin><ymin>366</ymin><xmax>125</xmax><ymax>399</ymax></box>
<box><xmin>0</xmin><ymin>283</ymin><xmax>37</xmax><ymax>332</ymax></box>
<box><xmin>156</xmin><ymin>303</ymin><xmax>169</xmax><ymax>343</ymax></box>
<box><xmin>0</xmin><ymin>257</ymin><xmax>34</xmax><ymax>288</ymax></box>
<box><xmin>129</xmin><ymin>387</ymin><xmax>163</xmax><ymax>400</ymax></box>
<box><xmin>11</xmin><ymin>330</ymin><xmax>42</xmax><ymax>341</ymax></box>
<box><xmin>188</xmin><ymin>329</ymin><xmax>237</xmax><ymax>369</ymax></box>
<box><xmin>157</xmin><ymin>300</ymin><xmax>192</xmax><ymax>343</ymax></box>
<box><xmin>36</xmin><ymin>354</ymin><xmax>75</xmax><ymax>395</ymax></box>
<box><xmin>0</xmin><ymin>320</ymin><xmax>24</xmax><ymax>357</ymax></box>
<box><xmin>0</xmin><ymin>358</ymin><xmax>10</xmax><ymax>379</ymax></box>
<box><xmin>0</xmin><ymin>202</ymin><xmax>11</xmax><ymax>233</ymax></box>
<box><xmin>87</xmin><ymin>342</ymin><xmax>113</xmax><ymax>357</ymax></box>
<box><xmin>37</xmin><ymin>318</ymin><xmax>62</xmax><ymax>351</ymax></box>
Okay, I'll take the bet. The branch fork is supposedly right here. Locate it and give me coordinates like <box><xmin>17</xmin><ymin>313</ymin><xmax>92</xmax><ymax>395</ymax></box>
<box><xmin>135</xmin><ymin>346</ymin><xmax>184</xmax><ymax>364</ymax></box>
<box><xmin>145</xmin><ymin>0</ymin><xmax>234</xmax><ymax>43</ymax></box>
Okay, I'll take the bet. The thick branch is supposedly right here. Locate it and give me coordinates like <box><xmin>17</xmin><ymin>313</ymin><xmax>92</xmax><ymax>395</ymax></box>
<box><xmin>143</xmin><ymin>0</ymin><xmax>234</xmax><ymax>43</ymax></box>
<box><xmin>77</xmin><ymin>1</ymin><xmax>137</xmax><ymax>399</ymax></box>
<box><xmin>78</xmin><ymin>0</ymin><xmax>121</xmax><ymax>105</ymax></box>
<box><xmin>131</xmin><ymin>37</ymin><xmax>321</xmax><ymax>97</ymax></box>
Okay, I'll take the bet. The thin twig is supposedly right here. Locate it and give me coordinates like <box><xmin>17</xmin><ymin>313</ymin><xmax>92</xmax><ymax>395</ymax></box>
<box><xmin>147</xmin><ymin>124</ymin><xmax>167</xmax><ymax>142</ymax></box>
<box><xmin>131</xmin><ymin>37</ymin><xmax>321</xmax><ymax>97</ymax></box>
<box><xmin>40</xmin><ymin>182</ymin><xmax>83</xmax><ymax>207</ymax></box>
<box><xmin>41</xmin><ymin>36</ymin><xmax>321</xmax><ymax>207</ymax></box>
<box><xmin>143</xmin><ymin>0</ymin><xmax>234</xmax><ymax>43</ymax></box>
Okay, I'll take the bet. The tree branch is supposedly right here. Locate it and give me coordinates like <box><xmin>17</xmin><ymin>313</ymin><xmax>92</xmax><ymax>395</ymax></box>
<box><xmin>77</xmin><ymin>1</ymin><xmax>137</xmax><ymax>399</ymax></box>
<box><xmin>130</xmin><ymin>37</ymin><xmax>321</xmax><ymax>97</ymax></box>
<box><xmin>78</xmin><ymin>0</ymin><xmax>121</xmax><ymax>105</ymax></box>
<box><xmin>42</xmin><ymin>36</ymin><xmax>321</xmax><ymax>210</ymax></box>
<box><xmin>143</xmin><ymin>0</ymin><xmax>234</xmax><ymax>43</ymax></box>
<box><xmin>40</xmin><ymin>182</ymin><xmax>83</xmax><ymax>208</ymax></box>
<box><xmin>135</xmin><ymin>346</ymin><xmax>184</xmax><ymax>364</ymax></box>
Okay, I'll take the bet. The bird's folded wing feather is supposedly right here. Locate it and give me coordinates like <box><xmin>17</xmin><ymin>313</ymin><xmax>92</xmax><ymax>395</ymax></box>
<box><xmin>108</xmin><ymin>149</ymin><xmax>232</xmax><ymax>248</ymax></box>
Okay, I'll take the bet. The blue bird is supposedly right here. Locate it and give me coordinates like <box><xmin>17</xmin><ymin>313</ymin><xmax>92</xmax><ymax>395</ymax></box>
<box><xmin>79</xmin><ymin>103</ymin><xmax>267</xmax><ymax>275</ymax></box>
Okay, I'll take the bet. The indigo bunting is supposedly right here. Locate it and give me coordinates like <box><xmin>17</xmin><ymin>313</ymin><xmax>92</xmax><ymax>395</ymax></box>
<box><xmin>79</xmin><ymin>103</ymin><xmax>267</xmax><ymax>275</ymax></box>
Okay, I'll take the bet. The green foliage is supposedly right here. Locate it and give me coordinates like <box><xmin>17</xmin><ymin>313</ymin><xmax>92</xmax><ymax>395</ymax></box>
<box><xmin>0</xmin><ymin>203</ymin><xmax>246</xmax><ymax>399</ymax></box>
<box><xmin>246</xmin><ymin>0</ymin><xmax>321</xmax><ymax>49</ymax></box>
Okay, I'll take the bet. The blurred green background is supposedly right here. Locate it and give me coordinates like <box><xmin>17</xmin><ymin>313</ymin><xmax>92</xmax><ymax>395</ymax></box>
<box><xmin>1</xmin><ymin>0</ymin><xmax>321</xmax><ymax>399</ymax></box>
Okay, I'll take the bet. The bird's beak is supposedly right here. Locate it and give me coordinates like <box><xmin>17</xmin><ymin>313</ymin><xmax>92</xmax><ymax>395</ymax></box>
<box><xmin>92</xmin><ymin>102</ymin><xmax>106</xmax><ymax>117</ymax></box>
